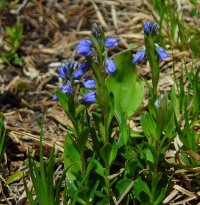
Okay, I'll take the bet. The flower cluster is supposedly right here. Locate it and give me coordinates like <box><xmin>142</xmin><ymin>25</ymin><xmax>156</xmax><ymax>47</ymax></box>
<box><xmin>76</xmin><ymin>30</ymin><xmax>119</xmax><ymax>75</ymax></box>
<box><xmin>53</xmin><ymin>23</ymin><xmax>119</xmax><ymax>105</ymax></box>
<box><xmin>53</xmin><ymin>61</ymin><xmax>96</xmax><ymax>103</ymax></box>
<box><xmin>133</xmin><ymin>20</ymin><xmax>169</xmax><ymax>64</ymax></box>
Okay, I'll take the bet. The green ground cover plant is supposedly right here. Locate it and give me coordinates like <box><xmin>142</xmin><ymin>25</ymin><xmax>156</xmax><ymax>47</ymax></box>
<box><xmin>1</xmin><ymin>23</ymin><xmax>23</xmax><ymax>65</ymax></box>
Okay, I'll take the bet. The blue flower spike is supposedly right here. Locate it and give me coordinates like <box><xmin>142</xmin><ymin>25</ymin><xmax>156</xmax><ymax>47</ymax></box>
<box><xmin>82</xmin><ymin>91</ymin><xmax>96</xmax><ymax>104</ymax></box>
<box><xmin>156</xmin><ymin>47</ymin><xmax>170</xmax><ymax>61</ymax></box>
<box><xmin>133</xmin><ymin>50</ymin><xmax>146</xmax><ymax>64</ymax></box>
<box><xmin>83</xmin><ymin>78</ymin><xmax>96</xmax><ymax>89</ymax></box>
<box><xmin>104</xmin><ymin>37</ymin><xmax>119</xmax><ymax>48</ymax></box>
<box><xmin>60</xmin><ymin>84</ymin><xmax>73</xmax><ymax>94</ymax></box>
<box><xmin>58</xmin><ymin>63</ymin><xmax>68</xmax><ymax>79</ymax></box>
<box><xmin>105</xmin><ymin>59</ymin><xmax>116</xmax><ymax>74</ymax></box>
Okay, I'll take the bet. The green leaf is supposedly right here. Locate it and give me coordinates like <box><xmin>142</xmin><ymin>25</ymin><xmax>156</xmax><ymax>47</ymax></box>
<box><xmin>77</xmin><ymin>127</ymin><xmax>90</xmax><ymax>155</ymax></box>
<box><xmin>117</xmin><ymin>113</ymin><xmax>130</xmax><ymax>146</ymax></box>
<box><xmin>144</xmin><ymin>147</ymin><xmax>155</xmax><ymax>166</ymax></box>
<box><xmin>0</xmin><ymin>115</ymin><xmax>6</xmax><ymax>163</ymax></box>
<box><xmin>56</xmin><ymin>90</ymin><xmax>70</xmax><ymax>112</ymax></box>
<box><xmin>106</xmin><ymin>51</ymin><xmax>144</xmax><ymax>117</ymax></box>
<box><xmin>64</xmin><ymin>136</ymin><xmax>81</xmax><ymax>180</ymax></box>
<box><xmin>125</xmin><ymin>159</ymin><xmax>138</xmax><ymax>179</ymax></box>
<box><xmin>141</xmin><ymin>113</ymin><xmax>157</xmax><ymax>143</ymax></box>
<box><xmin>115</xmin><ymin>179</ymin><xmax>133</xmax><ymax>198</ymax></box>
<box><xmin>133</xmin><ymin>176</ymin><xmax>151</xmax><ymax>203</ymax></box>
<box><xmin>5</xmin><ymin>171</ymin><xmax>23</xmax><ymax>186</ymax></box>
<box><xmin>6</xmin><ymin>27</ymin><xmax>15</xmax><ymax>37</ymax></box>
<box><xmin>96</xmin><ymin>197</ymin><xmax>110</xmax><ymax>205</ymax></box>
<box><xmin>15</xmin><ymin>24</ymin><xmax>23</xmax><ymax>40</ymax></box>
<box><xmin>23</xmin><ymin>176</ymin><xmax>36</xmax><ymax>205</ymax></box>
<box><xmin>55</xmin><ymin>169</ymin><xmax>67</xmax><ymax>205</ymax></box>
<box><xmin>151</xmin><ymin>172</ymin><xmax>162</xmax><ymax>201</ymax></box>
<box><xmin>109</xmin><ymin>142</ymin><xmax>118</xmax><ymax>166</ymax></box>
<box><xmin>100</xmin><ymin>142</ymin><xmax>117</xmax><ymax>167</ymax></box>
<box><xmin>67</xmin><ymin>180</ymin><xmax>78</xmax><ymax>198</ymax></box>
<box><xmin>90</xmin><ymin>127</ymin><xmax>102</xmax><ymax>159</ymax></box>
<box><xmin>153</xmin><ymin>174</ymin><xmax>168</xmax><ymax>205</ymax></box>
<box><xmin>94</xmin><ymin>159</ymin><xmax>105</xmax><ymax>178</ymax></box>
<box><xmin>76</xmin><ymin>104</ymin><xmax>86</xmax><ymax>117</ymax></box>
<box><xmin>100</xmin><ymin>143</ymin><xmax>112</xmax><ymax>166</ymax></box>
<box><xmin>154</xmin><ymin>184</ymin><xmax>168</xmax><ymax>205</ymax></box>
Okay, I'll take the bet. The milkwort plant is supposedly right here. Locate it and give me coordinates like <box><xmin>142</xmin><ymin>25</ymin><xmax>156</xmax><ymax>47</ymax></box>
<box><xmin>51</xmin><ymin>23</ymin><xmax>145</xmax><ymax>204</ymax></box>
<box><xmin>24</xmin><ymin>20</ymin><xmax>198</xmax><ymax>205</ymax></box>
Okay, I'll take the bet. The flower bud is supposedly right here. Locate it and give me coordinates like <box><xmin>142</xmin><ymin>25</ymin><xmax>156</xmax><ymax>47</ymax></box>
<box><xmin>60</xmin><ymin>84</ymin><xmax>73</xmax><ymax>94</ymax></box>
<box><xmin>83</xmin><ymin>78</ymin><xmax>96</xmax><ymax>89</ymax></box>
<box><xmin>105</xmin><ymin>59</ymin><xmax>116</xmax><ymax>74</ymax></box>
<box><xmin>58</xmin><ymin>63</ymin><xmax>69</xmax><ymax>79</ymax></box>
<box><xmin>133</xmin><ymin>50</ymin><xmax>146</xmax><ymax>64</ymax></box>
<box><xmin>155</xmin><ymin>47</ymin><xmax>169</xmax><ymax>61</ymax></box>
<box><xmin>104</xmin><ymin>37</ymin><xmax>119</xmax><ymax>48</ymax></box>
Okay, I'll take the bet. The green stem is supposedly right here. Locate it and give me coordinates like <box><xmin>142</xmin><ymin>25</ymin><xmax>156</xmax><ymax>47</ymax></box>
<box><xmin>81</xmin><ymin>153</ymin><xmax>85</xmax><ymax>177</ymax></box>
<box><xmin>144</xmin><ymin>35</ymin><xmax>160</xmax><ymax>101</ymax></box>
<box><xmin>105</xmin><ymin>162</ymin><xmax>110</xmax><ymax>195</ymax></box>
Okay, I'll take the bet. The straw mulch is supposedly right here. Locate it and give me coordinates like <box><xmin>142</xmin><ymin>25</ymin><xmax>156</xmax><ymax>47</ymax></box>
<box><xmin>0</xmin><ymin>0</ymin><xmax>200</xmax><ymax>204</ymax></box>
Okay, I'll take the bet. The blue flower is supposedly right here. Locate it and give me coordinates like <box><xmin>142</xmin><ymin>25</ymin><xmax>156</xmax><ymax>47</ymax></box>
<box><xmin>82</xmin><ymin>91</ymin><xmax>96</xmax><ymax>104</ymax></box>
<box><xmin>77</xmin><ymin>39</ymin><xmax>92</xmax><ymax>47</ymax></box>
<box><xmin>144</xmin><ymin>20</ymin><xmax>152</xmax><ymax>35</ymax></box>
<box><xmin>151</xmin><ymin>23</ymin><xmax>159</xmax><ymax>35</ymax></box>
<box><xmin>57</xmin><ymin>63</ymin><xmax>69</xmax><ymax>79</ymax></box>
<box><xmin>73</xmin><ymin>62</ymin><xmax>89</xmax><ymax>79</ymax></box>
<box><xmin>60</xmin><ymin>84</ymin><xmax>73</xmax><ymax>94</ymax></box>
<box><xmin>105</xmin><ymin>59</ymin><xmax>116</xmax><ymax>74</ymax></box>
<box><xmin>83</xmin><ymin>78</ymin><xmax>96</xmax><ymax>89</ymax></box>
<box><xmin>133</xmin><ymin>50</ymin><xmax>146</xmax><ymax>64</ymax></box>
<box><xmin>104</xmin><ymin>37</ymin><xmax>119</xmax><ymax>48</ymax></box>
<box><xmin>52</xmin><ymin>95</ymin><xmax>58</xmax><ymax>101</ymax></box>
<box><xmin>77</xmin><ymin>39</ymin><xmax>93</xmax><ymax>56</ymax></box>
<box><xmin>144</xmin><ymin>20</ymin><xmax>159</xmax><ymax>35</ymax></box>
<box><xmin>156</xmin><ymin>47</ymin><xmax>169</xmax><ymax>61</ymax></box>
<box><xmin>77</xmin><ymin>46</ymin><xmax>92</xmax><ymax>56</ymax></box>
